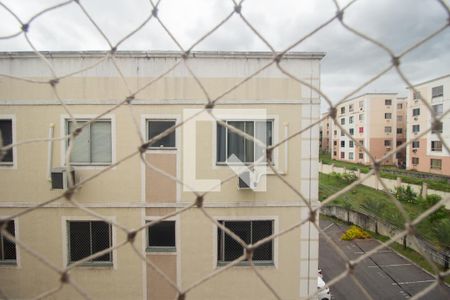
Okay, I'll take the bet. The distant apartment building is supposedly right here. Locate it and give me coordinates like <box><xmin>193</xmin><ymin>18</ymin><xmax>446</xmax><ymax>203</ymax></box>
<box><xmin>406</xmin><ymin>74</ymin><xmax>450</xmax><ymax>174</ymax></box>
<box><xmin>0</xmin><ymin>51</ymin><xmax>324</xmax><ymax>299</ymax></box>
<box><xmin>320</xmin><ymin>113</ymin><xmax>331</xmax><ymax>153</ymax></box>
<box><xmin>330</xmin><ymin>93</ymin><xmax>407</xmax><ymax>166</ymax></box>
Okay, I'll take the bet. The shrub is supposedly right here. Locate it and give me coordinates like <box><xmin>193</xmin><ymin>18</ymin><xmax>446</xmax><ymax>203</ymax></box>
<box><xmin>341</xmin><ymin>226</ymin><xmax>371</xmax><ymax>241</ymax></box>
<box><xmin>341</xmin><ymin>172</ymin><xmax>358</xmax><ymax>183</ymax></box>
<box><xmin>419</xmin><ymin>194</ymin><xmax>448</xmax><ymax>224</ymax></box>
<box><xmin>361</xmin><ymin>198</ymin><xmax>385</xmax><ymax>215</ymax></box>
<box><xmin>433</xmin><ymin>219</ymin><xmax>450</xmax><ymax>250</ymax></box>
<box><xmin>394</xmin><ymin>186</ymin><xmax>417</xmax><ymax>204</ymax></box>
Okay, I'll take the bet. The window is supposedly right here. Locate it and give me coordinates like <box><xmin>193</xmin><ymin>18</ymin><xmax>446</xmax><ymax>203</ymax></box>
<box><xmin>67</xmin><ymin>120</ymin><xmax>112</xmax><ymax>165</ymax></box>
<box><xmin>433</xmin><ymin>104</ymin><xmax>443</xmax><ymax>116</ymax></box>
<box><xmin>67</xmin><ymin>221</ymin><xmax>112</xmax><ymax>264</ymax></box>
<box><xmin>0</xmin><ymin>220</ymin><xmax>16</xmax><ymax>264</ymax></box>
<box><xmin>349</xmin><ymin>116</ymin><xmax>354</xmax><ymax>124</ymax></box>
<box><xmin>349</xmin><ymin>128</ymin><xmax>354</xmax><ymax>135</ymax></box>
<box><xmin>397</xmin><ymin>103</ymin><xmax>403</xmax><ymax>109</ymax></box>
<box><xmin>340</xmin><ymin>118</ymin><xmax>345</xmax><ymax>125</ymax></box>
<box><xmin>412</xmin><ymin>157</ymin><xmax>419</xmax><ymax>165</ymax></box>
<box><xmin>385</xmin><ymin>99</ymin><xmax>392</xmax><ymax>106</ymax></box>
<box><xmin>340</xmin><ymin>141</ymin><xmax>345</xmax><ymax>147</ymax></box>
<box><xmin>147</xmin><ymin>120</ymin><xmax>176</xmax><ymax>148</ymax></box>
<box><xmin>147</xmin><ymin>221</ymin><xmax>175</xmax><ymax>252</ymax></box>
<box><xmin>349</xmin><ymin>104</ymin><xmax>354</xmax><ymax>112</ymax></box>
<box><xmin>334</xmin><ymin>130</ymin><xmax>337</xmax><ymax>136</ymax></box>
<box><xmin>340</xmin><ymin>152</ymin><xmax>345</xmax><ymax>159</ymax></box>
<box><xmin>0</xmin><ymin>119</ymin><xmax>13</xmax><ymax>164</ymax></box>
<box><xmin>412</xmin><ymin>141</ymin><xmax>420</xmax><ymax>148</ymax></box>
<box><xmin>217</xmin><ymin>120</ymin><xmax>273</xmax><ymax>164</ymax></box>
<box><xmin>412</xmin><ymin>124</ymin><xmax>420</xmax><ymax>133</ymax></box>
<box><xmin>431</xmin><ymin>141</ymin><xmax>442</xmax><ymax>152</ymax></box>
<box><xmin>359</xmin><ymin>140</ymin><xmax>364</xmax><ymax>146</ymax></box>
<box><xmin>359</xmin><ymin>114</ymin><xmax>364</xmax><ymax>121</ymax></box>
<box><xmin>358</xmin><ymin>153</ymin><xmax>364</xmax><ymax>159</ymax></box>
<box><xmin>359</xmin><ymin>101</ymin><xmax>364</xmax><ymax>109</ymax></box>
<box><xmin>340</xmin><ymin>107</ymin><xmax>345</xmax><ymax>114</ymax></box>
<box><xmin>431</xmin><ymin>122</ymin><xmax>443</xmax><ymax>134</ymax></box>
<box><xmin>349</xmin><ymin>152</ymin><xmax>354</xmax><ymax>160</ymax></box>
<box><xmin>217</xmin><ymin>220</ymin><xmax>273</xmax><ymax>265</ymax></box>
<box><xmin>333</xmin><ymin>141</ymin><xmax>337</xmax><ymax>146</ymax></box>
<box><xmin>396</xmin><ymin>141</ymin><xmax>402</xmax><ymax>146</ymax></box>
<box><xmin>397</xmin><ymin>115</ymin><xmax>403</xmax><ymax>122</ymax></box>
<box><xmin>430</xmin><ymin>159</ymin><xmax>442</xmax><ymax>170</ymax></box>
<box><xmin>349</xmin><ymin>141</ymin><xmax>354</xmax><ymax>148</ymax></box>
<box><xmin>397</xmin><ymin>128</ymin><xmax>403</xmax><ymax>134</ymax></box>
<box><xmin>413</xmin><ymin>91</ymin><xmax>421</xmax><ymax>99</ymax></box>
<box><xmin>432</xmin><ymin>85</ymin><xmax>443</xmax><ymax>98</ymax></box>
<box><xmin>412</xmin><ymin>108</ymin><xmax>420</xmax><ymax>117</ymax></box>
<box><xmin>359</xmin><ymin>127</ymin><xmax>364</xmax><ymax>133</ymax></box>
<box><xmin>384</xmin><ymin>126</ymin><xmax>392</xmax><ymax>133</ymax></box>
<box><xmin>384</xmin><ymin>140</ymin><xmax>391</xmax><ymax>147</ymax></box>
<box><xmin>340</xmin><ymin>130</ymin><xmax>345</xmax><ymax>136</ymax></box>
<box><xmin>385</xmin><ymin>113</ymin><xmax>392</xmax><ymax>119</ymax></box>
<box><xmin>333</xmin><ymin>151</ymin><xmax>337</xmax><ymax>156</ymax></box>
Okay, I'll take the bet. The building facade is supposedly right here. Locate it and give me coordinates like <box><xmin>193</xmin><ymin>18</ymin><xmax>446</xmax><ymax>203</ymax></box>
<box><xmin>0</xmin><ymin>51</ymin><xmax>323</xmax><ymax>299</ymax></box>
<box><xmin>320</xmin><ymin>113</ymin><xmax>331</xmax><ymax>154</ymax></box>
<box><xmin>330</xmin><ymin>93</ymin><xmax>407</xmax><ymax>166</ymax></box>
<box><xmin>406</xmin><ymin>74</ymin><xmax>450</xmax><ymax>174</ymax></box>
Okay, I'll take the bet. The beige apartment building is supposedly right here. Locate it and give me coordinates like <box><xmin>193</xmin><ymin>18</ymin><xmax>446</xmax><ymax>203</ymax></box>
<box><xmin>320</xmin><ymin>113</ymin><xmax>331</xmax><ymax>153</ymax></box>
<box><xmin>330</xmin><ymin>93</ymin><xmax>407</xmax><ymax>166</ymax></box>
<box><xmin>406</xmin><ymin>74</ymin><xmax>450</xmax><ymax>175</ymax></box>
<box><xmin>0</xmin><ymin>51</ymin><xmax>323</xmax><ymax>299</ymax></box>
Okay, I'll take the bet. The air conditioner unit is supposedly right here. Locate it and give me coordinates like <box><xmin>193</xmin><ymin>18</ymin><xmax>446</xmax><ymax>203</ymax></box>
<box><xmin>414</xmin><ymin>117</ymin><xmax>418</xmax><ymax>121</ymax></box>
<box><xmin>51</xmin><ymin>167</ymin><xmax>76</xmax><ymax>189</ymax></box>
<box><xmin>412</xmin><ymin>149</ymin><xmax>417</xmax><ymax>153</ymax></box>
<box><xmin>238</xmin><ymin>171</ymin><xmax>257</xmax><ymax>190</ymax></box>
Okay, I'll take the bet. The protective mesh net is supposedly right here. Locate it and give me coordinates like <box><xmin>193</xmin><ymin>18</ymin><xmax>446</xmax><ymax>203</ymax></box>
<box><xmin>0</xmin><ymin>0</ymin><xmax>449</xmax><ymax>299</ymax></box>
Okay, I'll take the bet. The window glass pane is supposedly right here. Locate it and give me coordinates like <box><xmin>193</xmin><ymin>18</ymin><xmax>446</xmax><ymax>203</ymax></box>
<box><xmin>217</xmin><ymin>123</ymin><xmax>226</xmax><ymax>162</ymax></box>
<box><xmin>68</xmin><ymin>121</ymin><xmax>90</xmax><ymax>163</ymax></box>
<box><xmin>1</xmin><ymin>221</ymin><xmax>16</xmax><ymax>260</ymax></box>
<box><xmin>69</xmin><ymin>221</ymin><xmax>91</xmax><ymax>262</ymax></box>
<box><xmin>255</xmin><ymin>121</ymin><xmax>267</xmax><ymax>161</ymax></box>
<box><xmin>91</xmin><ymin>122</ymin><xmax>112</xmax><ymax>163</ymax></box>
<box><xmin>244</xmin><ymin>121</ymin><xmax>254</xmax><ymax>163</ymax></box>
<box><xmin>149</xmin><ymin>221</ymin><xmax>176</xmax><ymax>248</ymax></box>
<box><xmin>0</xmin><ymin>120</ymin><xmax>13</xmax><ymax>163</ymax></box>
<box><xmin>223</xmin><ymin>221</ymin><xmax>250</xmax><ymax>261</ymax></box>
<box><xmin>227</xmin><ymin>121</ymin><xmax>246</xmax><ymax>162</ymax></box>
<box><xmin>148</xmin><ymin>120</ymin><xmax>176</xmax><ymax>148</ymax></box>
<box><xmin>91</xmin><ymin>221</ymin><xmax>111</xmax><ymax>262</ymax></box>
<box><xmin>252</xmin><ymin>221</ymin><xmax>273</xmax><ymax>261</ymax></box>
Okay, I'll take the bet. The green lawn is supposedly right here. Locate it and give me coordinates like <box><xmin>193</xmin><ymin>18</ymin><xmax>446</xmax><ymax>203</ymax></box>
<box><xmin>319</xmin><ymin>172</ymin><xmax>450</xmax><ymax>247</ymax></box>
<box><xmin>319</xmin><ymin>152</ymin><xmax>450</xmax><ymax>192</ymax></box>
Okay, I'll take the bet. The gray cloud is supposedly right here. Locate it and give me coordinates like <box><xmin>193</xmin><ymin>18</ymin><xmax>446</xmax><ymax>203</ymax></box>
<box><xmin>0</xmin><ymin>0</ymin><xmax>448</xmax><ymax>109</ymax></box>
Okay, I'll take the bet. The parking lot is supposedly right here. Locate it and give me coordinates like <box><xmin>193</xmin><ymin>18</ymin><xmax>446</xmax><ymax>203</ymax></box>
<box><xmin>319</xmin><ymin>218</ymin><xmax>450</xmax><ymax>299</ymax></box>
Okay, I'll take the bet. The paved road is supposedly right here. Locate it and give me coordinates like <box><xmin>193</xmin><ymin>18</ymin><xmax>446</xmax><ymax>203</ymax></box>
<box><xmin>319</xmin><ymin>218</ymin><xmax>450</xmax><ymax>299</ymax></box>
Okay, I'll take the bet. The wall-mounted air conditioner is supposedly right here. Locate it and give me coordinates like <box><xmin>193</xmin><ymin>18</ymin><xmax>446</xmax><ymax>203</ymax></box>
<box><xmin>238</xmin><ymin>171</ymin><xmax>257</xmax><ymax>190</ymax></box>
<box><xmin>51</xmin><ymin>167</ymin><xmax>76</xmax><ymax>189</ymax></box>
<box><xmin>414</xmin><ymin>117</ymin><xmax>418</xmax><ymax>121</ymax></box>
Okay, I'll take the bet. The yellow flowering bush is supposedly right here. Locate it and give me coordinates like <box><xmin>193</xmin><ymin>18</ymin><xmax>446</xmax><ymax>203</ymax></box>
<box><xmin>341</xmin><ymin>226</ymin><xmax>371</xmax><ymax>241</ymax></box>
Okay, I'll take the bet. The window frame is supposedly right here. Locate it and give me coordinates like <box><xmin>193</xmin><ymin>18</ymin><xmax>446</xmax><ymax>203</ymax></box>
<box><xmin>384</xmin><ymin>126</ymin><xmax>392</xmax><ymax>133</ymax></box>
<box><xmin>430</xmin><ymin>159</ymin><xmax>442</xmax><ymax>170</ymax></box>
<box><xmin>62</xmin><ymin>115</ymin><xmax>115</xmax><ymax>168</ymax></box>
<box><xmin>412</xmin><ymin>141</ymin><xmax>420</xmax><ymax>149</ymax></box>
<box><xmin>0</xmin><ymin>115</ymin><xmax>17</xmax><ymax>169</ymax></box>
<box><xmin>215</xmin><ymin>218</ymin><xmax>277</xmax><ymax>267</ymax></box>
<box><xmin>146</xmin><ymin>220</ymin><xmax>176</xmax><ymax>253</ymax></box>
<box><xmin>384</xmin><ymin>113</ymin><xmax>392</xmax><ymax>120</ymax></box>
<box><xmin>385</xmin><ymin>99</ymin><xmax>392</xmax><ymax>106</ymax></box>
<box><xmin>431</xmin><ymin>141</ymin><xmax>442</xmax><ymax>152</ymax></box>
<box><xmin>432</xmin><ymin>104</ymin><xmax>443</xmax><ymax>117</ymax></box>
<box><xmin>0</xmin><ymin>218</ymin><xmax>19</xmax><ymax>266</ymax></box>
<box><xmin>64</xmin><ymin>218</ymin><xmax>115</xmax><ymax>267</ymax></box>
<box><xmin>412</xmin><ymin>125</ymin><xmax>420</xmax><ymax>133</ymax></box>
<box><xmin>396</xmin><ymin>128</ymin><xmax>403</xmax><ymax>134</ymax></box>
<box><xmin>216</xmin><ymin>119</ymin><xmax>274</xmax><ymax>165</ymax></box>
<box><xmin>146</xmin><ymin>119</ymin><xmax>177</xmax><ymax>150</ymax></box>
<box><xmin>432</xmin><ymin>85</ymin><xmax>443</xmax><ymax>98</ymax></box>
<box><xmin>412</xmin><ymin>108</ymin><xmax>420</xmax><ymax>117</ymax></box>
<box><xmin>412</xmin><ymin>157</ymin><xmax>419</xmax><ymax>165</ymax></box>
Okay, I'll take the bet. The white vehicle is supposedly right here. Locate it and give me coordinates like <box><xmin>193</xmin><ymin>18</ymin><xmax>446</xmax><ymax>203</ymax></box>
<box><xmin>318</xmin><ymin>276</ymin><xmax>331</xmax><ymax>300</ymax></box>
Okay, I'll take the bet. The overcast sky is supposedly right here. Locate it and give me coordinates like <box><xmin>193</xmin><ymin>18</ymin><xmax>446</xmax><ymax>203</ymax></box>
<box><xmin>0</xmin><ymin>0</ymin><xmax>449</xmax><ymax>109</ymax></box>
